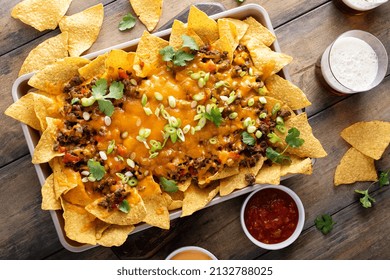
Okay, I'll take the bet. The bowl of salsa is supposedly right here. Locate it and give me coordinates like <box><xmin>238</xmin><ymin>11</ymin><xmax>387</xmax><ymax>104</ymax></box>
<box><xmin>240</xmin><ymin>185</ymin><xmax>305</xmax><ymax>250</ymax></box>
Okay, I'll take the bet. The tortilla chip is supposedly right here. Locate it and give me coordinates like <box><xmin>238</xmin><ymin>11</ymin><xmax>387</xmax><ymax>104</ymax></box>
<box><xmin>97</xmin><ymin>224</ymin><xmax>134</xmax><ymax>247</ymax></box>
<box><xmin>32</xmin><ymin>118</ymin><xmax>64</xmax><ymax>164</ymax></box>
<box><xmin>276</xmin><ymin>113</ymin><xmax>328</xmax><ymax>158</ymax></box>
<box><xmin>133</xmin><ymin>31</ymin><xmax>168</xmax><ymax>77</ymax></box>
<box><xmin>178</xmin><ymin>178</ymin><xmax>191</xmax><ymax>192</ymax></box>
<box><xmin>59</xmin><ymin>4</ymin><xmax>104</xmax><ymax>57</ymax></box>
<box><xmin>255</xmin><ymin>163</ymin><xmax>281</xmax><ymax>185</ymax></box>
<box><xmin>181</xmin><ymin>182</ymin><xmax>219</xmax><ymax>217</ymax></box>
<box><xmin>61</xmin><ymin>198</ymin><xmax>97</xmax><ymax>245</ymax></box>
<box><xmin>19</xmin><ymin>32</ymin><xmax>69</xmax><ymax>76</ymax></box>
<box><xmin>198</xmin><ymin>166</ymin><xmax>240</xmax><ymax>185</ymax></box>
<box><xmin>219</xmin><ymin>158</ymin><xmax>264</xmax><ymax>196</ymax></box>
<box><xmin>280</xmin><ymin>156</ymin><xmax>312</xmax><ymax>177</ymax></box>
<box><xmin>4</xmin><ymin>92</ymin><xmax>41</xmax><ymax>131</ymax></box>
<box><xmin>169</xmin><ymin>20</ymin><xmax>204</xmax><ymax>50</ymax></box>
<box><xmin>11</xmin><ymin>0</ymin><xmax>73</xmax><ymax>32</ymax></box>
<box><xmin>334</xmin><ymin>147</ymin><xmax>378</xmax><ymax>186</ymax></box>
<box><xmin>50</xmin><ymin>158</ymin><xmax>79</xmax><ymax>198</ymax></box>
<box><xmin>263</xmin><ymin>96</ymin><xmax>296</xmax><ymax>118</ymax></box>
<box><xmin>130</xmin><ymin>0</ymin><xmax>163</xmax><ymax>32</ymax></box>
<box><xmin>78</xmin><ymin>53</ymin><xmax>108</xmax><ymax>81</ymax></box>
<box><xmin>218</xmin><ymin>18</ymin><xmax>248</xmax><ymax>51</ymax></box>
<box><xmin>62</xmin><ymin>178</ymin><xmax>93</xmax><ymax>207</ymax></box>
<box><xmin>105</xmin><ymin>50</ymin><xmax>136</xmax><ymax>77</ymax></box>
<box><xmin>340</xmin><ymin>121</ymin><xmax>390</xmax><ymax>160</ymax></box>
<box><xmin>188</xmin><ymin>6</ymin><xmax>219</xmax><ymax>44</ymax></box>
<box><xmin>245</xmin><ymin>38</ymin><xmax>292</xmax><ymax>79</ymax></box>
<box><xmin>85</xmin><ymin>188</ymin><xmax>146</xmax><ymax>225</ymax></box>
<box><xmin>41</xmin><ymin>174</ymin><xmax>61</xmax><ymax>210</ymax></box>
<box><xmin>33</xmin><ymin>93</ymin><xmax>61</xmax><ymax>130</ymax></box>
<box><xmin>265</xmin><ymin>74</ymin><xmax>311</xmax><ymax>110</ymax></box>
<box><xmin>212</xmin><ymin>35</ymin><xmax>234</xmax><ymax>63</ymax></box>
<box><xmin>95</xmin><ymin>219</ymin><xmax>111</xmax><ymax>240</ymax></box>
<box><xmin>28</xmin><ymin>57</ymin><xmax>89</xmax><ymax>94</ymax></box>
<box><xmin>241</xmin><ymin>16</ymin><xmax>275</xmax><ymax>47</ymax></box>
<box><xmin>166</xmin><ymin>191</ymin><xmax>184</xmax><ymax>211</ymax></box>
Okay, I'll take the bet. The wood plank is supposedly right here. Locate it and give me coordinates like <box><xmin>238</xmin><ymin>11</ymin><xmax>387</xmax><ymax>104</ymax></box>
<box><xmin>260</xmin><ymin>186</ymin><xmax>390</xmax><ymax>259</ymax></box>
<box><xmin>0</xmin><ymin>155</ymin><xmax>63</xmax><ymax>259</ymax></box>
<box><xmin>46</xmin><ymin>246</ymin><xmax>118</xmax><ymax>260</ymax></box>
<box><xmin>275</xmin><ymin>1</ymin><xmax>390</xmax><ymax>117</ymax></box>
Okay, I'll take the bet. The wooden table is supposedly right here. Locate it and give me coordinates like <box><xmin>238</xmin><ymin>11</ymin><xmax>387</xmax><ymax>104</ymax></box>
<box><xmin>1</xmin><ymin>0</ymin><xmax>389</xmax><ymax>260</ymax></box>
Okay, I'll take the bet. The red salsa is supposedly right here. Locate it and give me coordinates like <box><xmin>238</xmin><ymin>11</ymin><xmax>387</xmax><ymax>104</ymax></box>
<box><xmin>244</xmin><ymin>188</ymin><xmax>299</xmax><ymax>244</ymax></box>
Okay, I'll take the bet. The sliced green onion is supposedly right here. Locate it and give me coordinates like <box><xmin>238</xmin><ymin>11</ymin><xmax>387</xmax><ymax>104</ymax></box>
<box><xmin>258</xmin><ymin>87</ymin><xmax>267</xmax><ymax>95</ymax></box>
<box><xmin>190</xmin><ymin>72</ymin><xmax>201</xmax><ymax>80</ymax></box>
<box><xmin>272</xmin><ymin>103</ymin><xmax>281</xmax><ymax>116</ymax></box>
<box><xmin>247</xmin><ymin>125</ymin><xmax>257</xmax><ymax>134</ymax></box>
<box><xmin>161</xmin><ymin>108</ymin><xmax>170</xmax><ymax>120</ymax></box>
<box><xmin>194</xmin><ymin>113</ymin><xmax>202</xmax><ymax>121</ymax></box>
<box><xmin>196</xmin><ymin>105</ymin><xmax>205</xmax><ymax>114</ymax></box>
<box><xmin>215</xmin><ymin>80</ymin><xmax>228</xmax><ymax>89</ymax></box>
<box><xmin>198</xmin><ymin>77</ymin><xmax>206</xmax><ymax>88</ymax></box>
<box><xmin>255</xmin><ymin>130</ymin><xmax>263</xmax><ymax>139</ymax></box>
<box><xmin>107</xmin><ymin>140</ymin><xmax>115</xmax><ymax>154</ymax></box>
<box><xmin>209</xmin><ymin>137</ymin><xmax>218</xmax><ymax>144</ymax></box>
<box><xmin>248</xmin><ymin>98</ymin><xmax>255</xmax><ymax>107</ymax></box>
<box><xmin>128</xmin><ymin>177</ymin><xmax>138</xmax><ymax>187</ymax></box>
<box><xmin>259</xmin><ymin>112</ymin><xmax>267</xmax><ymax>119</ymax></box>
<box><xmin>259</xmin><ymin>96</ymin><xmax>267</xmax><ymax>104</ymax></box>
<box><xmin>229</xmin><ymin>112</ymin><xmax>238</xmax><ymax>120</ymax></box>
<box><xmin>154</xmin><ymin>92</ymin><xmax>163</xmax><ymax>101</ymax></box>
<box><xmin>81</xmin><ymin>96</ymin><xmax>96</xmax><ymax>107</ymax></box>
<box><xmin>141</xmin><ymin>94</ymin><xmax>148</xmax><ymax>107</ymax></box>
<box><xmin>243</xmin><ymin>117</ymin><xmax>252</xmax><ymax>128</ymax></box>
<box><xmin>121</xmin><ymin>131</ymin><xmax>128</xmax><ymax>139</ymax></box>
<box><xmin>249</xmin><ymin>67</ymin><xmax>254</xmax><ymax>76</ymax></box>
<box><xmin>276</xmin><ymin>116</ymin><xmax>284</xmax><ymax>125</ymax></box>
<box><xmin>193</xmin><ymin>92</ymin><xmax>205</xmax><ymax>101</ymax></box>
<box><xmin>183</xmin><ymin>124</ymin><xmax>191</xmax><ymax>134</ymax></box>
<box><xmin>204</xmin><ymin>72</ymin><xmax>210</xmax><ymax>83</ymax></box>
<box><xmin>267</xmin><ymin>132</ymin><xmax>282</xmax><ymax>143</ymax></box>
<box><xmin>116</xmin><ymin>173</ymin><xmax>128</xmax><ymax>183</ymax></box>
<box><xmin>71</xmin><ymin>98</ymin><xmax>79</xmax><ymax>105</ymax></box>
<box><xmin>190</xmin><ymin>127</ymin><xmax>196</xmax><ymax>135</ymax></box>
<box><xmin>240</xmin><ymin>71</ymin><xmax>247</xmax><ymax>77</ymax></box>
<box><xmin>168</xmin><ymin>96</ymin><xmax>176</xmax><ymax>108</ymax></box>
<box><xmin>276</xmin><ymin>124</ymin><xmax>286</xmax><ymax>133</ymax></box>
<box><xmin>126</xmin><ymin>159</ymin><xmax>135</xmax><ymax>168</ymax></box>
<box><xmin>154</xmin><ymin>107</ymin><xmax>161</xmax><ymax>117</ymax></box>
<box><xmin>164</xmin><ymin>125</ymin><xmax>176</xmax><ymax>134</ymax></box>
<box><xmin>177</xmin><ymin>128</ymin><xmax>185</xmax><ymax>142</ymax></box>
<box><xmin>198</xmin><ymin>117</ymin><xmax>207</xmax><ymax>129</ymax></box>
<box><xmin>149</xmin><ymin>152</ymin><xmax>159</xmax><ymax>159</ymax></box>
<box><xmin>130</xmin><ymin>79</ymin><xmax>137</xmax><ymax>86</ymax></box>
<box><xmin>143</xmin><ymin>107</ymin><xmax>153</xmax><ymax>116</ymax></box>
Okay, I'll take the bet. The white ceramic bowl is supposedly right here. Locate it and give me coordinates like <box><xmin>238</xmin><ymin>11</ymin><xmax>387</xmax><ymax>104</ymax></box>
<box><xmin>166</xmin><ymin>246</ymin><xmax>218</xmax><ymax>260</ymax></box>
<box><xmin>240</xmin><ymin>185</ymin><xmax>305</xmax><ymax>250</ymax></box>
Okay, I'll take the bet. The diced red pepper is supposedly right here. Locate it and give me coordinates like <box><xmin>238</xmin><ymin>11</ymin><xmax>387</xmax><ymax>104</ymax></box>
<box><xmin>118</xmin><ymin>68</ymin><xmax>129</xmax><ymax>80</ymax></box>
<box><xmin>116</xmin><ymin>144</ymin><xmax>127</xmax><ymax>157</ymax></box>
<box><xmin>63</xmin><ymin>153</ymin><xmax>81</xmax><ymax>164</ymax></box>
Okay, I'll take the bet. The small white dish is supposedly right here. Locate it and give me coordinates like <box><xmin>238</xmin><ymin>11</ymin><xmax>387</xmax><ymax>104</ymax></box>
<box><xmin>240</xmin><ymin>185</ymin><xmax>305</xmax><ymax>250</ymax></box>
<box><xmin>166</xmin><ymin>246</ymin><xmax>218</xmax><ymax>260</ymax></box>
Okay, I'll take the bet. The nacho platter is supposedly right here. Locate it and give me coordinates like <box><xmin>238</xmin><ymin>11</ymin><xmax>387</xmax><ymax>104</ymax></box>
<box><xmin>11</xmin><ymin>4</ymin><xmax>322</xmax><ymax>252</ymax></box>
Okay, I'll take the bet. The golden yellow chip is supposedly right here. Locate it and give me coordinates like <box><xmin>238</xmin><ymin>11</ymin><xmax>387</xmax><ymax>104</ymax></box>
<box><xmin>241</xmin><ymin>16</ymin><xmax>276</xmax><ymax>47</ymax></box>
<box><xmin>50</xmin><ymin>158</ymin><xmax>79</xmax><ymax>198</ymax></box>
<box><xmin>245</xmin><ymin>38</ymin><xmax>292</xmax><ymax>79</ymax></box>
<box><xmin>280</xmin><ymin>155</ymin><xmax>312</xmax><ymax>177</ymax></box>
<box><xmin>181</xmin><ymin>182</ymin><xmax>219</xmax><ymax>217</ymax></box>
<box><xmin>255</xmin><ymin>163</ymin><xmax>281</xmax><ymax>185</ymax></box>
<box><xmin>130</xmin><ymin>0</ymin><xmax>163</xmax><ymax>31</ymax></box>
<box><xmin>33</xmin><ymin>93</ymin><xmax>61</xmax><ymax>131</ymax></box>
<box><xmin>212</xmin><ymin>35</ymin><xmax>234</xmax><ymax>63</ymax></box>
<box><xmin>62</xmin><ymin>178</ymin><xmax>93</xmax><ymax>207</ymax></box>
<box><xmin>169</xmin><ymin>20</ymin><xmax>204</xmax><ymax>50</ymax></box>
<box><xmin>85</xmin><ymin>188</ymin><xmax>146</xmax><ymax>225</ymax></box>
<box><xmin>28</xmin><ymin>57</ymin><xmax>89</xmax><ymax>94</ymax></box>
<box><xmin>59</xmin><ymin>4</ymin><xmax>104</xmax><ymax>57</ymax></box>
<box><xmin>105</xmin><ymin>50</ymin><xmax>136</xmax><ymax>76</ymax></box>
<box><xmin>166</xmin><ymin>191</ymin><xmax>184</xmax><ymax>211</ymax></box>
<box><xmin>4</xmin><ymin>92</ymin><xmax>41</xmax><ymax>131</ymax></box>
<box><xmin>133</xmin><ymin>31</ymin><xmax>168</xmax><ymax>77</ymax></box>
<box><xmin>188</xmin><ymin>6</ymin><xmax>219</xmax><ymax>44</ymax></box>
<box><xmin>219</xmin><ymin>157</ymin><xmax>264</xmax><ymax>196</ymax></box>
<box><xmin>334</xmin><ymin>147</ymin><xmax>378</xmax><ymax>186</ymax></box>
<box><xmin>32</xmin><ymin>118</ymin><xmax>64</xmax><ymax>164</ymax></box>
<box><xmin>19</xmin><ymin>32</ymin><xmax>69</xmax><ymax>76</ymax></box>
<box><xmin>95</xmin><ymin>219</ymin><xmax>110</xmax><ymax>240</ymax></box>
<box><xmin>11</xmin><ymin>0</ymin><xmax>73</xmax><ymax>31</ymax></box>
<box><xmin>41</xmin><ymin>174</ymin><xmax>61</xmax><ymax>210</ymax></box>
<box><xmin>97</xmin><ymin>224</ymin><xmax>134</xmax><ymax>247</ymax></box>
<box><xmin>61</xmin><ymin>198</ymin><xmax>97</xmax><ymax>245</ymax></box>
<box><xmin>265</xmin><ymin>74</ymin><xmax>312</xmax><ymax>110</ymax></box>
<box><xmin>340</xmin><ymin>121</ymin><xmax>390</xmax><ymax>160</ymax></box>
<box><xmin>217</xmin><ymin>18</ymin><xmax>248</xmax><ymax>51</ymax></box>
<box><xmin>276</xmin><ymin>113</ymin><xmax>328</xmax><ymax>158</ymax></box>
<box><xmin>178</xmin><ymin>178</ymin><xmax>191</xmax><ymax>192</ymax></box>
<box><xmin>198</xmin><ymin>166</ymin><xmax>239</xmax><ymax>185</ymax></box>
<box><xmin>78</xmin><ymin>53</ymin><xmax>108</xmax><ymax>81</ymax></box>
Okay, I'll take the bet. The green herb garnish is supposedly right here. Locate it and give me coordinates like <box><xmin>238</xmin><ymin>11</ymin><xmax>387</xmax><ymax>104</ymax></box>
<box><xmin>242</xmin><ymin>131</ymin><xmax>256</xmax><ymax>146</ymax></box>
<box><xmin>118</xmin><ymin>199</ymin><xmax>130</xmax><ymax>213</ymax></box>
<box><xmin>87</xmin><ymin>159</ymin><xmax>106</xmax><ymax>181</ymax></box>
<box><xmin>159</xmin><ymin>35</ymin><xmax>198</xmax><ymax>67</ymax></box>
<box><xmin>355</xmin><ymin>170</ymin><xmax>389</xmax><ymax>208</ymax></box>
<box><xmin>315</xmin><ymin>214</ymin><xmax>335</xmax><ymax>235</ymax></box>
<box><xmin>81</xmin><ymin>78</ymin><xmax>124</xmax><ymax>117</ymax></box>
<box><xmin>118</xmin><ymin>13</ymin><xmax>136</xmax><ymax>31</ymax></box>
<box><xmin>203</xmin><ymin>106</ymin><xmax>223</xmax><ymax>127</ymax></box>
<box><xmin>159</xmin><ymin>177</ymin><xmax>178</xmax><ymax>193</ymax></box>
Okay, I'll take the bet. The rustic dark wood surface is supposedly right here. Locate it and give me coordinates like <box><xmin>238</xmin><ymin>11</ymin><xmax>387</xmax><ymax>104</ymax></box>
<box><xmin>0</xmin><ymin>0</ymin><xmax>389</xmax><ymax>260</ymax></box>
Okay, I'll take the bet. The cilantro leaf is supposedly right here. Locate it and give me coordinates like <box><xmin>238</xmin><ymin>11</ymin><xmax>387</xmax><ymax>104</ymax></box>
<box><xmin>203</xmin><ymin>107</ymin><xmax>223</xmax><ymax>127</ymax></box>
<box><xmin>315</xmin><ymin>214</ymin><xmax>335</xmax><ymax>235</ymax></box>
<box><xmin>98</xmin><ymin>99</ymin><xmax>115</xmax><ymax>117</ymax></box>
<box><xmin>159</xmin><ymin>46</ymin><xmax>176</xmax><ymax>62</ymax></box>
<box><xmin>379</xmin><ymin>171</ymin><xmax>389</xmax><ymax>188</ymax></box>
<box><xmin>181</xmin><ymin>35</ymin><xmax>199</xmax><ymax>51</ymax></box>
<box><xmin>92</xmin><ymin>78</ymin><xmax>107</xmax><ymax>98</ymax></box>
<box><xmin>266</xmin><ymin>147</ymin><xmax>292</xmax><ymax>165</ymax></box>
<box><xmin>173</xmin><ymin>50</ymin><xmax>195</xmax><ymax>67</ymax></box>
<box><xmin>159</xmin><ymin>177</ymin><xmax>178</xmax><ymax>193</ymax></box>
<box><xmin>118</xmin><ymin>199</ymin><xmax>130</xmax><ymax>213</ymax></box>
<box><xmin>87</xmin><ymin>159</ymin><xmax>106</xmax><ymax>181</ymax></box>
<box><xmin>286</xmin><ymin>127</ymin><xmax>304</xmax><ymax>148</ymax></box>
<box><xmin>355</xmin><ymin>189</ymin><xmax>376</xmax><ymax>208</ymax></box>
<box><xmin>119</xmin><ymin>13</ymin><xmax>136</xmax><ymax>31</ymax></box>
<box><xmin>105</xmin><ymin>81</ymin><xmax>124</xmax><ymax>99</ymax></box>
<box><xmin>242</xmin><ymin>131</ymin><xmax>256</xmax><ymax>146</ymax></box>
